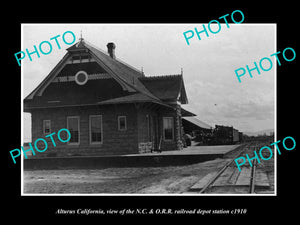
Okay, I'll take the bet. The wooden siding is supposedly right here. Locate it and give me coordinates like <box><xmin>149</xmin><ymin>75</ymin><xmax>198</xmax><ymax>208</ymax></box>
<box><xmin>31</xmin><ymin>104</ymin><xmax>138</xmax><ymax>157</ymax></box>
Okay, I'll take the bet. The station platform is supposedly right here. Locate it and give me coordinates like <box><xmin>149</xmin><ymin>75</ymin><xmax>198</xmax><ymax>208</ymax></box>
<box><xmin>24</xmin><ymin>145</ymin><xmax>242</xmax><ymax>170</ymax></box>
<box><xmin>127</xmin><ymin>145</ymin><xmax>241</xmax><ymax>156</ymax></box>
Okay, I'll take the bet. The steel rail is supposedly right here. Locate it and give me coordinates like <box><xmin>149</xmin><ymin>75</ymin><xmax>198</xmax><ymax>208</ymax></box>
<box><xmin>249</xmin><ymin>147</ymin><xmax>258</xmax><ymax>194</ymax></box>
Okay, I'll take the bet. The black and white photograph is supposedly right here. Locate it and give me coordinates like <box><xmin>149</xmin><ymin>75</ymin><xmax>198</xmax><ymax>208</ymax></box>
<box><xmin>4</xmin><ymin>5</ymin><xmax>299</xmax><ymax>220</ymax></box>
<box><xmin>21</xmin><ymin>24</ymin><xmax>276</xmax><ymax>195</ymax></box>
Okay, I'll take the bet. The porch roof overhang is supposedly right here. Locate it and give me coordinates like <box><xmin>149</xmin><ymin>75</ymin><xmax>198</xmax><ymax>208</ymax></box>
<box><xmin>182</xmin><ymin>117</ymin><xmax>212</xmax><ymax>130</ymax></box>
<box><xmin>181</xmin><ymin>107</ymin><xmax>197</xmax><ymax>117</ymax></box>
<box><xmin>24</xmin><ymin>93</ymin><xmax>174</xmax><ymax>111</ymax></box>
<box><xmin>97</xmin><ymin>93</ymin><xmax>173</xmax><ymax>109</ymax></box>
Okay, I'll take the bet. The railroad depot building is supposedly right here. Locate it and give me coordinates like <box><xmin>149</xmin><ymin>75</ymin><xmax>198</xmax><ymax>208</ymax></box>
<box><xmin>24</xmin><ymin>38</ymin><xmax>192</xmax><ymax>157</ymax></box>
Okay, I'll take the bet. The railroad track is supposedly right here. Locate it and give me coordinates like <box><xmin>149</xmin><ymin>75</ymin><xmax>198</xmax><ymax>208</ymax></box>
<box><xmin>188</xmin><ymin>142</ymin><xmax>272</xmax><ymax>194</ymax></box>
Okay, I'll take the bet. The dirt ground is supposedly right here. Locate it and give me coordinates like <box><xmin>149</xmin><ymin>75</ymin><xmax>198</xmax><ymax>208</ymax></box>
<box><xmin>23</xmin><ymin>158</ymin><xmax>230</xmax><ymax>194</ymax></box>
<box><xmin>23</xmin><ymin>143</ymin><xmax>275</xmax><ymax>194</ymax></box>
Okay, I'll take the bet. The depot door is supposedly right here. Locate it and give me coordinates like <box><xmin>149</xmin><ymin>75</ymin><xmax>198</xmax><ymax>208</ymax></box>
<box><xmin>149</xmin><ymin>115</ymin><xmax>159</xmax><ymax>150</ymax></box>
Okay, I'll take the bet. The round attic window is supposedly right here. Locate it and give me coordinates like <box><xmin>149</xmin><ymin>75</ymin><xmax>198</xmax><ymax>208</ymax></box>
<box><xmin>75</xmin><ymin>71</ymin><xmax>88</xmax><ymax>85</ymax></box>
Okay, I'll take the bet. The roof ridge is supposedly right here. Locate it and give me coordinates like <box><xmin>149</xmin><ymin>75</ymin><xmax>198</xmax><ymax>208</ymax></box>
<box><xmin>83</xmin><ymin>40</ymin><xmax>110</xmax><ymax>56</ymax></box>
<box><xmin>139</xmin><ymin>74</ymin><xmax>182</xmax><ymax>80</ymax></box>
<box><xmin>83</xmin><ymin>40</ymin><xmax>143</xmax><ymax>76</ymax></box>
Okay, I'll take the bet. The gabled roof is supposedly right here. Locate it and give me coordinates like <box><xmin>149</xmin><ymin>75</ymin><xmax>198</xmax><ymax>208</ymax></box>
<box><xmin>25</xmin><ymin>52</ymin><xmax>71</xmax><ymax>100</ymax></box>
<box><xmin>24</xmin><ymin>39</ymin><xmax>189</xmax><ymax>108</ymax></box>
<box><xmin>25</xmin><ymin>39</ymin><xmax>159</xmax><ymax>103</ymax></box>
<box><xmin>139</xmin><ymin>75</ymin><xmax>188</xmax><ymax>104</ymax></box>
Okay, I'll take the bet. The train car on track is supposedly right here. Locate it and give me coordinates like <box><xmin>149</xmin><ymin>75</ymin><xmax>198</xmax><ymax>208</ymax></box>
<box><xmin>233</xmin><ymin>128</ymin><xmax>239</xmax><ymax>144</ymax></box>
<box><xmin>182</xmin><ymin>121</ymin><xmax>242</xmax><ymax>146</ymax></box>
<box><xmin>208</xmin><ymin>125</ymin><xmax>241</xmax><ymax>145</ymax></box>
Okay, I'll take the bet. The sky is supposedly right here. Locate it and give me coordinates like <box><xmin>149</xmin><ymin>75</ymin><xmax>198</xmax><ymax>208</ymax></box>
<box><xmin>22</xmin><ymin>24</ymin><xmax>275</xmax><ymax>141</ymax></box>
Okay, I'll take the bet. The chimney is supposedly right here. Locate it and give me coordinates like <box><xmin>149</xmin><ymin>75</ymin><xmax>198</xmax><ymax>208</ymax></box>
<box><xmin>107</xmin><ymin>42</ymin><xmax>116</xmax><ymax>59</ymax></box>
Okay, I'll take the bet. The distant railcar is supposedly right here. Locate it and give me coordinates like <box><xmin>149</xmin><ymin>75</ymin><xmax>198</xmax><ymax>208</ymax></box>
<box><xmin>211</xmin><ymin>125</ymin><xmax>240</xmax><ymax>145</ymax></box>
<box><xmin>195</xmin><ymin>125</ymin><xmax>241</xmax><ymax>145</ymax></box>
<box><xmin>233</xmin><ymin>128</ymin><xmax>239</xmax><ymax>143</ymax></box>
<box><xmin>238</xmin><ymin>132</ymin><xmax>243</xmax><ymax>143</ymax></box>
